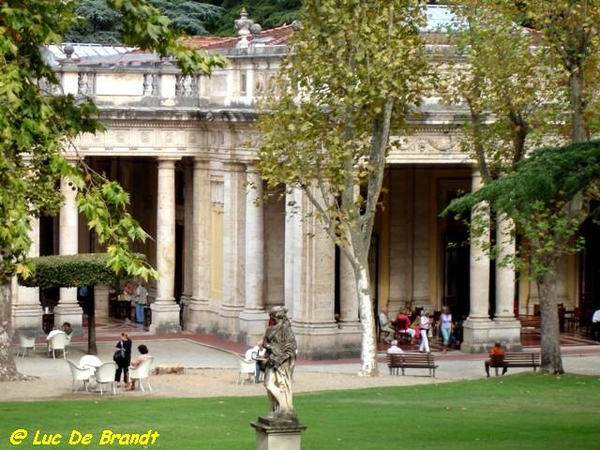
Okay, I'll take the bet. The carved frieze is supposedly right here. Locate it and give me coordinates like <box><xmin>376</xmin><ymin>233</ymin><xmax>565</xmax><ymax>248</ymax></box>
<box><xmin>388</xmin><ymin>132</ymin><xmax>470</xmax><ymax>164</ymax></box>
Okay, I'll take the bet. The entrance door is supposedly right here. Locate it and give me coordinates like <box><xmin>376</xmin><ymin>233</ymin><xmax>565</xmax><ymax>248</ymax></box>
<box><xmin>580</xmin><ymin>216</ymin><xmax>600</xmax><ymax>323</ymax></box>
<box><xmin>443</xmin><ymin>230</ymin><xmax>470</xmax><ymax>318</ymax></box>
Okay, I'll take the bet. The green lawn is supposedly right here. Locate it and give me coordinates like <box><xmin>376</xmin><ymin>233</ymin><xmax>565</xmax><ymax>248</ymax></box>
<box><xmin>1</xmin><ymin>373</ymin><xmax>598</xmax><ymax>450</ymax></box>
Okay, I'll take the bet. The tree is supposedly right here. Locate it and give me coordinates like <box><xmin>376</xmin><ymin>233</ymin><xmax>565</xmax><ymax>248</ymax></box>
<box><xmin>0</xmin><ymin>0</ymin><xmax>225</xmax><ymax>381</ymax></box>
<box><xmin>205</xmin><ymin>0</ymin><xmax>302</xmax><ymax>36</ymax></box>
<box><xmin>444</xmin><ymin>140</ymin><xmax>600</xmax><ymax>366</ymax></box>
<box><xmin>257</xmin><ymin>0</ymin><xmax>429</xmax><ymax>376</ymax></box>
<box><xmin>442</xmin><ymin>0</ymin><xmax>600</xmax><ymax>373</ymax></box>
<box><xmin>20</xmin><ymin>254</ymin><xmax>125</xmax><ymax>355</ymax></box>
<box><xmin>66</xmin><ymin>0</ymin><xmax>225</xmax><ymax>43</ymax></box>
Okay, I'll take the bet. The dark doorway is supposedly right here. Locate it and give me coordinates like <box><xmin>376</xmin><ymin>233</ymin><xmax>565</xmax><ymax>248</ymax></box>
<box><xmin>440</xmin><ymin>184</ymin><xmax>471</xmax><ymax>319</ymax></box>
<box><xmin>579</xmin><ymin>214</ymin><xmax>600</xmax><ymax>323</ymax></box>
<box><xmin>443</xmin><ymin>230</ymin><xmax>470</xmax><ymax>318</ymax></box>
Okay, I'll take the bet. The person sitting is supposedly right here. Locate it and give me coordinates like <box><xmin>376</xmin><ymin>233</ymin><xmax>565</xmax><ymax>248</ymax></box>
<box><xmin>386</xmin><ymin>340</ymin><xmax>404</xmax><ymax>355</ymax></box>
<box><xmin>127</xmin><ymin>344</ymin><xmax>151</xmax><ymax>390</ymax></box>
<box><xmin>248</xmin><ymin>340</ymin><xmax>267</xmax><ymax>383</ymax></box>
<box><xmin>592</xmin><ymin>308</ymin><xmax>600</xmax><ymax>341</ymax></box>
<box><xmin>378</xmin><ymin>307</ymin><xmax>396</xmax><ymax>343</ymax></box>
<box><xmin>46</xmin><ymin>325</ymin><xmax>65</xmax><ymax>342</ymax></box>
<box><xmin>395</xmin><ymin>312</ymin><xmax>416</xmax><ymax>344</ymax></box>
<box><xmin>61</xmin><ymin>322</ymin><xmax>73</xmax><ymax>343</ymax></box>
<box><xmin>484</xmin><ymin>341</ymin><xmax>507</xmax><ymax>377</ymax></box>
<box><xmin>47</xmin><ymin>321</ymin><xmax>72</xmax><ymax>342</ymax></box>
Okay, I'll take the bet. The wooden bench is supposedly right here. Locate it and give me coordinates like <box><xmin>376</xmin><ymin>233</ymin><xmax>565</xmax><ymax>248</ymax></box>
<box><xmin>489</xmin><ymin>352</ymin><xmax>540</xmax><ymax>376</ymax></box>
<box><xmin>387</xmin><ymin>352</ymin><xmax>438</xmax><ymax>378</ymax></box>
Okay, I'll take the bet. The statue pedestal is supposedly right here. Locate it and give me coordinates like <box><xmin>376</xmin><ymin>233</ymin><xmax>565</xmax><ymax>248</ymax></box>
<box><xmin>251</xmin><ymin>415</ymin><xmax>307</xmax><ymax>450</ymax></box>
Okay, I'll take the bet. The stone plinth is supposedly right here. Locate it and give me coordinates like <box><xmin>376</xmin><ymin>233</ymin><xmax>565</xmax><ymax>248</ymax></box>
<box><xmin>251</xmin><ymin>415</ymin><xmax>306</xmax><ymax>450</ymax></box>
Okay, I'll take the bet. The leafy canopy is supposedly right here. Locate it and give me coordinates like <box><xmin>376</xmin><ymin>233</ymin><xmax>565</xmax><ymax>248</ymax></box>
<box><xmin>67</xmin><ymin>0</ymin><xmax>225</xmax><ymax>43</ymax></box>
<box><xmin>443</xmin><ymin>141</ymin><xmax>600</xmax><ymax>275</ymax></box>
<box><xmin>0</xmin><ymin>0</ymin><xmax>225</xmax><ymax>284</ymax></box>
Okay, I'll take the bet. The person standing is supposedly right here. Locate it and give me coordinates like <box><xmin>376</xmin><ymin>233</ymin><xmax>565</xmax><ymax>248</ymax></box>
<box><xmin>439</xmin><ymin>307</ymin><xmax>453</xmax><ymax>354</ymax></box>
<box><xmin>419</xmin><ymin>310</ymin><xmax>431</xmax><ymax>353</ymax></box>
<box><xmin>114</xmin><ymin>332</ymin><xmax>132</xmax><ymax>388</ymax></box>
<box><xmin>134</xmin><ymin>280</ymin><xmax>148</xmax><ymax>324</ymax></box>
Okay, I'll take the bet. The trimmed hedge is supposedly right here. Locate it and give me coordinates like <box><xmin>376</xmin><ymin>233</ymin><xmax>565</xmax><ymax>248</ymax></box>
<box><xmin>18</xmin><ymin>253</ymin><xmax>121</xmax><ymax>288</ymax></box>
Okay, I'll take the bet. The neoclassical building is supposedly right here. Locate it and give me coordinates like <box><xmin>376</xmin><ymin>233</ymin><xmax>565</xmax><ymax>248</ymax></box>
<box><xmin>12</xmin><ymin>6</ymin><xmax>598</xmax><ymax>358</ymax></box>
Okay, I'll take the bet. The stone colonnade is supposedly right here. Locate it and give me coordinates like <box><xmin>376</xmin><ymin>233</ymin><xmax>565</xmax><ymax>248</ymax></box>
<box><xmin>12</xmin><ymin>159</ymin><xmax>526</xmax><ymax>356</ymax></box>
<box><xmin>462</xmin><ymin>170</ymin><xmax>521</xmax><ymax>352</ymax></box>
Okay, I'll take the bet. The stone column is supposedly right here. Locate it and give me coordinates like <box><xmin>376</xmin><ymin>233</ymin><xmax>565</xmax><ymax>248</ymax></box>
<box><xmin>54</xmin><ymin>175</ymin><xmax>83</xmax><ymax>329</ymax></box>
<box><xmin>337</xmin><ymin>183</ymin><xmax>360</xmax><ymax>329</ymax></box>
<box><xmin>185</xmin><ymin>158</ymin><xmax>211</xmax><ymax>333</ymax></box>
<box><xmin>219</xmin><ymin>162</ymin><xmax>245</xmax><ymax>338</ymax></box>
<box><xmin>13</xmin><ymin>217</ymin><xmax>43</xmax><ymax>334</ymax></box>
<box><xmin>461</xmin><ymin>169</ymin><xmax>492</xmax><ymax>353</ymax></box>
<box><xmin>180</xmin><ymin>160</ymin><xmax>194</xmax><ymax>327</ymax></box>
<box><xmin>287</xmin><ymin>188</ymin><xmax>341</xmax><ymax>359</ymax></box>
<box><xmin>150</xmin><ymin>158</ymin><xmax>181</xmax><ymax>333</ymax></box>
<box><xmin>493</xmin><ymin>213</ymin><xmax>522</xmax><ymax>350</ymax></box>
<box><xmin>239</xmin><ymin>165</ymin><xmax>268</xmax><ymax>342</ymax></box>
<box><xmin>337</xmin><ymin>251</ymin><xmax>362</xmax><ymax>351</ymax></box>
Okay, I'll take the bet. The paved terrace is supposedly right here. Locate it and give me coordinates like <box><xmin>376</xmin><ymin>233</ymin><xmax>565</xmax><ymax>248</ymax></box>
<box><xmin>5</xmin><ymin>321</ymin><xmax>600</xmax><ymax>402</ymax></box>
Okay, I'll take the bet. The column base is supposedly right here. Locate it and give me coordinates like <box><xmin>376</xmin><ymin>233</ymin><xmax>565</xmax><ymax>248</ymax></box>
<box><xmin>13</xmin><ymin>306</ymin><xmax>43</xmax><ymax>334</ymax></box>
<box><xmin>293</xmin><ymin>321</ymin><xmax>356</xmax><ymax>359</ymax></box>
<box><xmin>251</xmin><ymin>415</ymin><xmax>306</xmax><ymax>450</ymax></box>
<box><xmin>183</xmin><ymin>298</ymin><xmax>211</xmax><ymax>333</ymax></box>
<box><xmin>149</xmin><ymin>301</ymin><xmax>182</xmax><ymax>334</ymax></box>
<box><xmin>461</xmin><ymin>318</ymin><xmax>522</xmax><ymax>353</ymax></box>
<box><xmin>239</xmin><ymin>309</ymin><xmax>269</xmax><ymax>344</ymax></box>
<box><xmin>93</xmin><ymin>285</ymin><xmax>112</xmax><ymax>321</ymax></box>
<box><xmin>53</xmin><ymin>305</ymin><xmax>83</xmax><ymax>330</ymax></box>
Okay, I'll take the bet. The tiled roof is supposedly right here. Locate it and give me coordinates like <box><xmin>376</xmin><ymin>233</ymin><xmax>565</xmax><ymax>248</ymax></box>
<box><xmin>183</xmin><ymin>24</ymin><xmax>294</xmax><ymax>50</ymax></box>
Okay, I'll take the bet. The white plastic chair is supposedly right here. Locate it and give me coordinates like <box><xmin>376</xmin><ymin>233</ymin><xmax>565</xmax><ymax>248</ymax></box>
<box><xmin>129</xmin><ymin>357</ymin><xmax>153</xmax><ymax>391</ymax></box>
<box><xmin>237</xmin><ymin>356</ymin><xmax>256</xmax><ymax>386</ymax></box>
<box><xmin>16</xmin><ymin>333</ymin><xmax>36</xmax><ymax>357</ymax></box>
<box><xmin>49</xmin><ymin>332</ymin><xmax>68</xmax><ymax>359</ymax></box>
<box><xmin>94</xmin><ymin>361</ymin><xmax>118</xmax><ymax>395</ymax></box>
<box><xmin>66</xmin><ymin>359</ymin><xmax>91</xmax><ymax>392</ymax></box>
<box><xmin>79</xmin><ymin>355</ymin><xmax>103</xmax><ymax>376</ymax></box>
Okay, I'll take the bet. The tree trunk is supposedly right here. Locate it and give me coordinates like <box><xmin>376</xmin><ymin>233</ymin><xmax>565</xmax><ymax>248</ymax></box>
<box><xmin>87</xmin><ymin>292</ymin><xmax>97</xmax><ymax>355</ymax></box>
<box><xmin>0</xmin><ymin>284</ymin><xmax>30</xmax><ymax>381</ymax></box>
<box><xmin>355</xmin><ymin>263</ymin><xmax>378</xmax><ymax>377</ymax></box>
<box><xmin>569</xmin><ymin>68</ymin><xmax>586</xmax><ymax>143</ymax></box>
<box><xmin>537</xmin><ymin>272</ymin><xmax>565</xmax><ymax>374</ymax></box>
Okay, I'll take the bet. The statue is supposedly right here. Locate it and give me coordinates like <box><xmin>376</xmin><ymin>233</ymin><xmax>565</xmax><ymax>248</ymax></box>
<box><xmin>262</xmin><ymin>306</ymin><xmax>297</xmax><ymax>419</ymax></box>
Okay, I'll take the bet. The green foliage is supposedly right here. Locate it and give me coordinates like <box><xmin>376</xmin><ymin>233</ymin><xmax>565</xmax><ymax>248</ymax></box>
<box><xmin>65</xmin><ymin>0</ymin><xmax>125</xmax><ymax>43</ymax></box>
<box><xmin>257</xmin><ymin>0</ymin><xmax>429</xmax><ymax>376</ymax></box>
<box><xmin>205</xmin><ymin>0</ymin><xmax>302</xmax><ymax>36</ymax></box>
<box><xmin>18</xmin><ymin>253</ymin><xmax>120</xmax><ymax>288</ymax></box>
<box><xmin>0</xmin><ymin>0</ymin><xmax>225</xmax><ymax>289</ymax></box>
<box><xmin>442</xmin><ymin>0</ymin><xmax>562</xmax><ymax>182</ymax></box>
<box><xmin>444</xmin><ymin>141</ymin><xmax>600</xmax><ymax>276</ymax></box>
<box><xmin>258</xmin><ymin>0</ymin><xmax>429</xmax><ymax>222</ymax></box>
<box><xmin>66</xmin><ymin>0</ymin><xmax>224</xmax><ymax>43</ymax></box>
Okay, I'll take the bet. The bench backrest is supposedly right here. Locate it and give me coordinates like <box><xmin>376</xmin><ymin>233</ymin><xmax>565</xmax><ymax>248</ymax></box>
<box><xmin>387</xmin><ymin>353</ymin><xmax>435</xmax><ymax>366</ymax></box>
<box><xmin>490</xmin><ymin>354</ymin><xmax>505</xmax><ymax>365</ymax></box>
<box><xmin>504</xmin><ymin>352</ymin><xmax>540</xmax><ymax>362</ymax></box>
<box><xmin>491</xmin><ymin>352</ymin><xmax>540</xmax><ymax>365</ymax></box>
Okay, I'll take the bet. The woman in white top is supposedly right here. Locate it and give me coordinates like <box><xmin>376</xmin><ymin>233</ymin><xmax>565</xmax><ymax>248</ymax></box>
<box><xmin>439</xmin><ymin>307</ymin><xmax>453</xmax><ymax>354</ymax></box>
<box><xmin>419</xmin><ymin>310</ymin><xmax>431</xmax><ymax>353</ymax></box>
